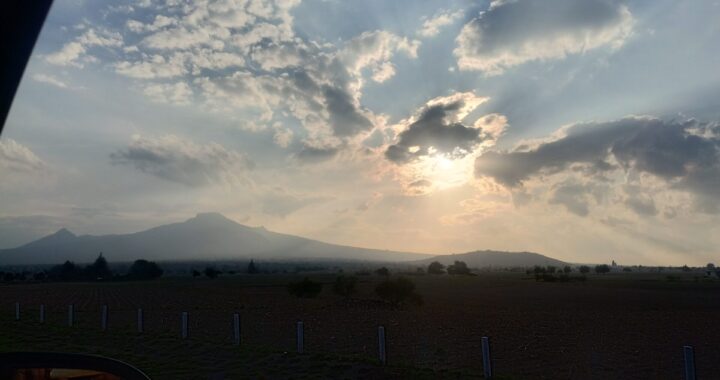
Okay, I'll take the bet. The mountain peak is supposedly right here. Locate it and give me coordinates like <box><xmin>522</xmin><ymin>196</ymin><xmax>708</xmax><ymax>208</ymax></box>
<box><xmin>53</xmin><ymin>228</ymin><xmax>76</xmax><ymax>239</ymax></box>
<box><xmin>188</xmin><ymin>212</ymin><xmax>236</xmax><ymax>225</ymax></box>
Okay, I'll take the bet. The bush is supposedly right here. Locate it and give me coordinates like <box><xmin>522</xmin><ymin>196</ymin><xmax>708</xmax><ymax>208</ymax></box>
<box><xmin>128</xmin><ymin>259</ymin><xmax>163</xmax><ymax>280</ymax></box>
<box><xmin>333</xmin><ymin>275</ymin><xmax>357</xmax><ymax>297</ymax></box>
<box><xmin>375</xmin><ymin>277</ymin><xmax>422</xmax><ymax>306</ymax></box>
<box><xmin>595</xmin><ymin>264</ymin><xmax>610</xmax><ymax>274</ymax></box>
<box><xmin>447</xmin><ymin>260</ymin><xmax>471</xmax><ymax>275</ymax></box>
<box><xmin>204</xmin><ymin>267</ymin><xmax>221</xmax><ymax>279</ymax></box>
<box><xmin>427</xmin><ymin>261</ymin><xmax>445</xmax><ymax>274</ymax></box>
<box><xmin>288</xmin><ymin>277</ymin><xmax>323</xmax><ymax>298</ymax></box>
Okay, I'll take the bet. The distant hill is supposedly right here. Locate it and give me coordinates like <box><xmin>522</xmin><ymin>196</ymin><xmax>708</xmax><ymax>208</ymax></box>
<box><xmin>416</xmin><ymin>250</ymin><xmax>566</xmax><ymax>268</ymax></box>
<box><xmin>0</xmin><ymin>213</ymin><xmax>430</xmax><ymax>265</ymax></box>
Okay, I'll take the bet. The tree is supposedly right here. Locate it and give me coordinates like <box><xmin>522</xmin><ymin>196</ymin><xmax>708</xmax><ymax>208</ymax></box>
<box><xmin>128</xmin><ymin>259</ymin><xmax>163</xmax><ymax>280</ymax></box>
<box><xmin>707</xmin><ymin>263</ymin><xmax>716</xmax><ymax>270</ymax></box>
<box><xmin>375</xmin><ymin>277</ymin><xmax>422</xmax><ymax>306</ymax></box>
<box><xmin>49</xmin><ymin>261</ymin><xmax>81</xmax><ymax>281</ymax></box>
<box><xmin>247</xmin><ymin>259</ymin><xmax>259</xmax><ymax>274</ymax></box>
<box><xmin>333</xmin><ymin>275</ymin><xmax>357</xmax><ymax>297</ymax></box>
<box><xmin>86</xmin><ymin>253</ymin><xmax>112</xmax><ymax>280</ymax></box>
<box><xmin>546</xmin><ymin>265</ymin><xmax>557</xmax><ymax>274</ymax></box>
<box><xmin>595</xmin><ymin>264</ymin><xmax>610</xmax><ymax>274</ymax></box>
<box><xmin>204</xmin><ymin>267</ymin><xmax>221</xmax><ymax>279</ymax></box>
<box><xmin>563</xmin><ymin>265</ymin><xmax>572</xmax><ymax>274</ymax></box>
<box><xmin>375</xmin><ymin>267</ymin><xmax>390</xmax><ymax>276</ymax></box>
<box><xmin>288</xmin><ymin>277</ymin><xmax>323</xmax><ymax>298</ymax></box>
<box><xmin>427</xmin><ymin>261</ymin><xmax>445</xmax><ymax>275</ymax></box>
<box><xmin>579</xmin><ymin>265</ymin><xmax>590</xmax><ymax>275</ymax></box>
<box><xmin>447</xmin><ymin>261</ymin><xmax>471</xmax><ymax>275</ymax></box>
<box><xmin>192</xmin><ymin>269</ymin><xmax>201</xmax><ymax>278</ymax></box>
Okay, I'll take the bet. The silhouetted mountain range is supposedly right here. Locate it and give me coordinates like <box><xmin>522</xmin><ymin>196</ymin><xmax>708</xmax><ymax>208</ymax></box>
<box><xmin>0</xmin><ymin>213</ymin><xmax>429</xmax><ymax>265</ymax></box>
<box><xmin>417</xmin><ymin>250</ymin><xmax>567</xmax><ymax>268</ymax></box>
<box><xmin>0</xmin><ymin>213</ymin><xmax>566</xmax><ymax>267</ymax></box>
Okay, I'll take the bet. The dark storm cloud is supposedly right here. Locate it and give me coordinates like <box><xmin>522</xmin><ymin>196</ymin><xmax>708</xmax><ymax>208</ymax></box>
<box><xmin>110</xmin><ymin>135</ymin><xmax>254</xmax><ymax>187</ymax></box>
<box><xmin>475</xmin><ymin>116</ymin><xmax>720</xmax><ymax>205</ymax></box>
<box><xmin>385</xmin><ymin>101</ymin><xmax>486</xmax><ymax>164</ymax></box>
<box><xmin>294</xmin><ymin>145</ymin><xmax>339</xmax><ymax>164</ymax></box>
<box><xmin>455</xmin><ymin>0</ymin><xmax>633</xmax><ymax>73</ymax></box>
<box><xmin>322</xmin><ymin>85</ymin><xmax>373</xmax><ymax>137</ymax></box>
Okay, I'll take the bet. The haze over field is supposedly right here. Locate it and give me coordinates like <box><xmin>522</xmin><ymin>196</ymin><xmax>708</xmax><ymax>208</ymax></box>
<box><xmin>2</xmin><ymin>0</ymin><xmax>720</xmax><ymax>265</ymax></box>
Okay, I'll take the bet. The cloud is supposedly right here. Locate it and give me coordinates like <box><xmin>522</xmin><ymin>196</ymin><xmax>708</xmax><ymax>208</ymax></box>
<box><xmin>143</xmin><ymin>82</ymin><xmax>193</xmax><ymax>105</ymax></box>
<box><xmin>385</xmin><ymin>92</ymin><xmax>495</xmax><ymax>164</ymax></box>
<box><xmin>454</xmin><ymin>0</ymin><xmax>634</xmax><ymax>74</ymax></box>
<box><xmin>110</xmin><ymin>135</ymin><xmax>254</xmax><ymax>187</ymax></box>
<box><xmin>46</xmin><ymin>28</ymin><xmax>123</xmax><ymax>67</ymax></box>
<box><xmin>32</xmin><ymin>74</ymin><xmax>69</xmax><ymax>89</ymax></box>
<box><xmin>294</xmin><ymin>145</ymin><xmax>338</xmax><ymax>164</ymax></box>
<box><xmin>475</xmin><ymin>116</ymin><xmax>720</xmax><ymax>213</ymax></box>
<box><xmin>0</xmin><ymin>139</ymin><xmax>47</xmax><ymax>173</ymax></box>
<box><xmin>418</xmin><ymin>9</ymin><xmax>463</xmax><ymax>37</ymax></box>
<box><xmin>260</xmin><ymin>189</ymin><xmax>330</xmax><ymax>217</ymax></box>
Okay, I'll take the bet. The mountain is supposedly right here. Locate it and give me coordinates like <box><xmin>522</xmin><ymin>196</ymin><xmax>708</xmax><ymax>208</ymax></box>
<box><xmin>0</xmin><ymin>213</ymin><xmax>430</xmax><ymax>265</ymax></box>
<box><xmin>416</xmin><ymin>250</ymin><xmax>567</xmax><ymax>268</ymax></box>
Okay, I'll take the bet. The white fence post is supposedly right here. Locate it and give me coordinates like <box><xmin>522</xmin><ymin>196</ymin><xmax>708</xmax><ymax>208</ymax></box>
<box><xmin>101</xmin><ymin>305</ymin><xmax>108</xmax><ymax>331</ymax></box>
<box><xmin>68</xmin><ymin>305</ymin><xmax>74</xmax><ymax>327</ymax></box>
<box><xmin>482</xmin><ymin>336</ymin><xmax>492</xmax><ymax>379</ymax></box>
<box><xmin>14</xmin><ymin>302</ymin><xmax>19</xmax><ymax>321</ymax></box>
<box><xmin>378</xmin><ymin>326</ymin><xmax>387</xmax><ymax>365</ymax></box>
<box><xmin>296</xmin><ymin>320</ymin><xmax>304</xmax><ymax>354</ymax></box>
<box><xmin>684</xmin><ymin>345</ymin><xmax>696</xmax><ymax>380</ymax></box>
<box><xmin>181</xmin><ymin>312</ymin><xmax>189</xmax><ymax>339</ymax></box>
<box><xmin>39</xmin><ymin>304</ymin><xmax>45</xmax><ymax>324</ymax></box>
<box><xmin>233</xmin><ymin>313</ymin><xmax>241</xmax><ymax>346</ymax></box>
<box><xmin>137</xmin><ymin>308</ymin><xmax>143</xmax><ymax>333</ymax></box>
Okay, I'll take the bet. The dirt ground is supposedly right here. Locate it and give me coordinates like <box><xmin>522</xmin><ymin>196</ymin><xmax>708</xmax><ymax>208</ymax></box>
<box><xmin>1</xmin><ymin>273</ymin><xmax>719</xmax><ymax>379</ymax></box>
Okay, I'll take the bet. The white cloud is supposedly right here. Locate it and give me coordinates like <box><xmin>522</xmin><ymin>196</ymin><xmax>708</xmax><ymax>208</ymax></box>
<box><xmin>143</xmin><ymin>82</ymin><xmax>193</xmax><ymax>105</ymax></box>
<box><xmin>455</xmin><ymin>0</ymin><xmax>634</xmax><ymax>75</ymax></box>
<box><xmin>418</xmin><ymin>9</ymin><xmax>463</xmax><ymax>37</ymax></box>
<box><xmin>0</xmin><ymin>139</ymin><xmax>47</xmax><ymax>173</ymax></box>
<box><xmin>32</xmin><ymin>74</ymin><xmax>68</xmax><ymax>88</ymax></box>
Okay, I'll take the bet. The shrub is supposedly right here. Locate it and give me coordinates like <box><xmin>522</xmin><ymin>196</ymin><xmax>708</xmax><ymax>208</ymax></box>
<box><xmin>447</xmin><ymin>260</ymin><xmax>471</xmax><ymax>275</ymax></box>
<box><xmin>333</xmin><ymin>275</ymin><xmax>357</xmax><ymax>297</ymax></box>
<box><xmin>204</xmin><ymin>267</ymin><xmax>221</xmax><ymax>279</ymax></box>
<box><xmin>128</xmin><ymin>259</ymin><xmax>163</xmax><ymax>280</ymax></box>
<box><xmin>427</xmin><ymin>261</ymin><xmax>445</xmax><ymax>275</ymax></box>
<box><xmin>595</xmin><ymin>264</ymin><xmax>610</xmax><ymax>274</ymax></box>
<box><xmin>375</xmin><ymin>277</ymin><xmax>422</xmax><ymax>306</ymax></box>
<box><xmin>288</xmin><ymin>277</ymin><xmax>323</xmax><ymax>298</ymax></box>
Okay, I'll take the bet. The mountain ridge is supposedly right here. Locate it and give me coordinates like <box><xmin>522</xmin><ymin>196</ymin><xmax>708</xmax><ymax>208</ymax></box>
<box><xmin>0</xmin><ymin>213</ymin><xmax>565</xmax><ymax>267</ymax></box>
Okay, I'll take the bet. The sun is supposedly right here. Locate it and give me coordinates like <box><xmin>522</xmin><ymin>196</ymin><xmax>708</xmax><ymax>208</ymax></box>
<box><xmin>413</xmin><ymin>154</ymin><xmax>475</xmax><ymax>190</ymax></box>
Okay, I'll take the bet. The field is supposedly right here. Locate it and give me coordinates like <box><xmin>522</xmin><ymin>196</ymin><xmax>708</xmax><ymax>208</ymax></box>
<box><xmin>2</xmin><ymin>272</ymin><xmax>720</xmax><ymax>379</ymax></box>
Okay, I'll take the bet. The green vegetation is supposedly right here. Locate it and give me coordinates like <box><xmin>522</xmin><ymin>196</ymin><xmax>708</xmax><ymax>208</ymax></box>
<box><xmin>427</xmin><ymin>261</ymin><xmax>445</xmax><ymax>275</ymax></box>
<box><xmin>447</xmin><ymin>261</ymin><xmax>471</xmax><ymax>275</ymax></box>
<box><xmin>375</xmin><ymin>277</ymin><xmax>423</xmax><ymax>306</ymax></box>
<box><xmin>288</xmin><ymin>277</ymin><xmax>323</xmax><ymax>298</ymax></box>
<box><xmin>332</xmin><ymin>275</ymin><xmax>357</xmax><ymax>298</ymax></box>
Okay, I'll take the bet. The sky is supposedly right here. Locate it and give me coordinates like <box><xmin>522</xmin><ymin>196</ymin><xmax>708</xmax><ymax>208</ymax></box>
<box><xmin>2</xmin><ymin>0</ymin><xmax>720</xmax><ymax>265</ymax></box>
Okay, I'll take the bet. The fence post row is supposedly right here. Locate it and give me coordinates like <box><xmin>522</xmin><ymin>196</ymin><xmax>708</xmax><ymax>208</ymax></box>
<box><xmin>233</xmin><ymin>313</ymin><xmax>241</xmax><ymax>346</ymax></box>
<box><xmin>101</xmin><ymin>305</ymin><xmax>108</xmax><ymax>331</ymax></box>
<box><xmin>296</xmin><ymin>320</ymin><xmax>304</xmax><ymax>354</ymax></box>
<box><xmin>137</xmin><ymin>308</ymin><xmax>143</xmax><ymax>333</ymax></box>
<box><xmin>378</xmin><ymin>325</ymin><xmax>387</xmax><ymax>366</ymax></box>
<box><xmin>181</xmin><ymin>312</ymin><xmax>189</xmax><ymax>339</ymax></box>
<box><xmin>482</xmin><ymin>336</ymin><xmax>492</xmax><ymax>379</ymax></box>
<box><xmin>684</xmin><ymin>345</ymin><xmax>696</xmax><ymax>380</ymax></box>
<box><xmin>9</xmin><ymin>304</ymin><xmax>708</xmax><ymax>379</ymax></box>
